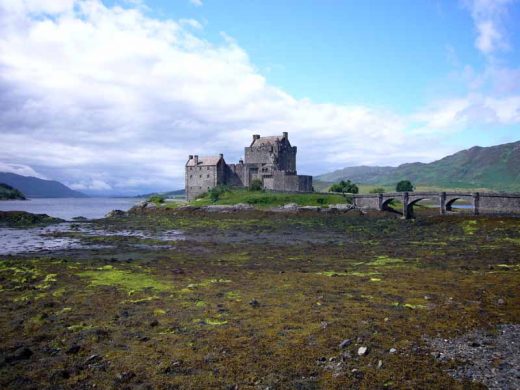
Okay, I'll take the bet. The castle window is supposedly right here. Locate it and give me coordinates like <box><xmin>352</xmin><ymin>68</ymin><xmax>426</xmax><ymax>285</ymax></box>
<box><xmin>199</xmin><ymin>175</ymin><xmax>202</xmax><ymax>178</ymax></box>
<box><xmin>190</xmin><ymin>175</ymin><xmax>192</xmax><ymax>178</ymax></box>
<box><xmin>207</xmin><ymin>174</ymin><xmax>210</xmax><ymax>178</ymax></box>
<box><xmin>207</xmin><ymin>166</ymin><xmax>210</xmax><ymax>170</ymax></box>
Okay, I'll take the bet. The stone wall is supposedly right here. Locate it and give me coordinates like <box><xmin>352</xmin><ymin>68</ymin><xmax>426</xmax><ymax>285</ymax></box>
<box><xmin>225</xmin><ymin>163</ymin><xmax>245</xmax><ymax>187</ymax></box>
<box><xmin>479</xmin><ymin>193</ymin><xmax>520</xmax><ymax>214</ymax></box>
<box><xmin>263</xmin><ymin>171</ymin><xmax>312</xmax><ymax>192</ymax></box>
<box><xmin>186</xmin><ymin>163</ymin><xmax>221</xmax><ymax>201</ymax></box>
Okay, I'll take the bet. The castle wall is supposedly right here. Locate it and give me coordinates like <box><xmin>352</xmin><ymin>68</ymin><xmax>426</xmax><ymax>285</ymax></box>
<box><xmin>225</xmin><ymin>164</ymin><xmax>245</xmax><ymax>187</ymax></box>
<box><xmin>244</xmin><ymin>146</ymin><xmax>276</xmax><ymax>165</ymax></box>
<box><xmin>263</xmin><ymin>171</ymin><xmax>312</xmax><ymax>192</ymax></box>
<box><xmin>186</xmin><ymin>163</ymin><xmax>222</xmax><ymax>200</ymax></box>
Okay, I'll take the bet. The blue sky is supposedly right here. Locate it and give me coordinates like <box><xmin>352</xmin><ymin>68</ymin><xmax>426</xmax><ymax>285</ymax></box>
<box><xmin>0</xmin><ymin>0</ymin><xmax>519</xmax><ymax>194</ymax></box>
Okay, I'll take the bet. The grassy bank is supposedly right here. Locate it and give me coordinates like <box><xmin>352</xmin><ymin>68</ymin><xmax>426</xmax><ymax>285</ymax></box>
<box><xmin>183</xmin><ymin>188</ymin><xmax>349</xmax><ymax>208</ymax></box>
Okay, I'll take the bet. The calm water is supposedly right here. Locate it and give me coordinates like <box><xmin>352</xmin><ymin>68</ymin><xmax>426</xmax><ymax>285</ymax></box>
<box><xmin>0</xmin><ymin>198</ymin><xmax>142</xmax><ymax>220</ymax></box>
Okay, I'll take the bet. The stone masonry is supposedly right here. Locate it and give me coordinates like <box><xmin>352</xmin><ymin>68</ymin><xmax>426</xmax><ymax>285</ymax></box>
<box><xmin>185</xmin><ymin>132</ymin><xmax>313</xmax><ymax>200</ymax></box>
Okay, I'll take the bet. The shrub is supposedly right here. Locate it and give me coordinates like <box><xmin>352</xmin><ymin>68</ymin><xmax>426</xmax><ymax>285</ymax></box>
<box><xmin>208</xmin><ymin>185</ymin><xmax>229</xmax><ymax>202</ymax></box>
<box><xmin>316</xmin><ymin>197</ymin><xmax>325</xmax><ymax>205</ymax></box>
<box><xmin>249</xmin><ymin>179</ymin><xmax>263</xmax><ymax>191</ymax></box>
<box><xmin>369</xmin><ymin>187</ymin><xmax>386</xmax><ymax>194</ymax></box>
<box><xmin>148</xmin><ymin>195</ymin><xmax>165</xmax><ymax>204</ymax></box>
<box><xmin>396</xmin><ymin>180</ymin><xmax>414</xmax><ymax>192</ymax></box>
<box><xmin>329</xmin><ymin>179</ymin><xmax>359</xmax><ymax>194</ymax></box>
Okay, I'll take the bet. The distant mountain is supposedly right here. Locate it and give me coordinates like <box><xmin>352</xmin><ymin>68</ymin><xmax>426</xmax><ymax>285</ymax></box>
<box><xmin>0</xmin><ymin>172</ymin><xmax>87</xmax><ymax>198</ymax></box>
<box><xmin>316</xmin><ymin>140</ymin><xmax>520</xmax><ymax>191</ymax></box>
<box><xmin>0</xmin><ymin>183</ymin><xmax>26</xmax><ymax>200</ymax></box>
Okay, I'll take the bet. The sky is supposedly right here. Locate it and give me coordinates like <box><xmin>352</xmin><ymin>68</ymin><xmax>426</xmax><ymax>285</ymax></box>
<box><xmin>0</xmin><ymin>0</ymin><xmax>519</xmax><ymax>195</ymax></box>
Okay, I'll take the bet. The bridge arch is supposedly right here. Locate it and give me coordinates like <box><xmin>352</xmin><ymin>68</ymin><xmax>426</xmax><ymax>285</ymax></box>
<box><xmin>445</xmin><ymin>197</ymin><xmax>461</xmax><ymax>211</ymax></box>
<box><xmin>406</xmin><ymin>197</ymin><xmax>430</xmax><ymax>218</ymax></box>
<box><xmin>381</xmin><ymin>198</ymin><xmax>398</xmax><ymax>212</ymax></box>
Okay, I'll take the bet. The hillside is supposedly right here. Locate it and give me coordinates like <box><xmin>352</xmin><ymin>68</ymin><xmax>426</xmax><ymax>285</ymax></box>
<box><xmin>0</xmin><ymin>183</ymin><xmax>26</xmax><ymax>200</ymax></box>
<box><xmin>0</xmin><ymin>172</ymin><xmax>87</xmax><ymax>198</ymax></box>
<box><xmin>316</xmin><ymin>140</ymin><xmax>520</xmax><ymax>191</ymax></box>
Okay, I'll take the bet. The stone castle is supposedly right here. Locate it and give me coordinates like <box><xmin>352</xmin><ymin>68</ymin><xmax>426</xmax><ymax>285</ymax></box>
<box><xmin>185</xmin><ymin>132</ymin><xmax>313</xmax><ymax>200</ymax></box>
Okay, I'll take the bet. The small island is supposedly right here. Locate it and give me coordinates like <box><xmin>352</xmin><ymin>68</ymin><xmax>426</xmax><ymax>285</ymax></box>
<box><xmin>0</xmin><ymin>183</ymin><xmax>26</xmax><ymax>200</ymax></box>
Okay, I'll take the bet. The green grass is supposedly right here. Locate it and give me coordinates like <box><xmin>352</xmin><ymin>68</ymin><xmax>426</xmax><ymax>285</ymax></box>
<box><xmin>190</xmin><ymin>188</ymin><xmax>349</xmax><ymax>208</ymax></box>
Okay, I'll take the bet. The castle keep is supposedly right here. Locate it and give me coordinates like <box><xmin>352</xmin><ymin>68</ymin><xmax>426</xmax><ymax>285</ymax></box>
<box><xmin>185</xmin><ymin>132</ymin><xmax>313</xmax><ymax>200</ymax></box>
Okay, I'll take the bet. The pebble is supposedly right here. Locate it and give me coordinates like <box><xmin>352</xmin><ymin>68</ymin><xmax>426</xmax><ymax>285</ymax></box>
<box><xmin>339</xmin><ymin>339</ymin><xmax>352</xmax><ymax>349</ymax></box>
<box><xmin>389</xmin><ymin>348</ymin><xmax>397</xmax><ymax>354</ymax></box>
<box><xmin>249</xmin><ymin>299</ymin><xmax>260</xmax><ymax>308</ymax></box>
<box><xmin>377</xmin><ymin>360</ymin><xmax>383</xmax><ymax>369</ymax></box>
<box><xmin>357</xmin><ymin>346</ymin><xmax>368</xmax><ymax>356</ymax></box>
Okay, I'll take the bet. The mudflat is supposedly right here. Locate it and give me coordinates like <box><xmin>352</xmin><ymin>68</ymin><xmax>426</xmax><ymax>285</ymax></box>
<box><xmin>1</xmin><ymin>209</ymin><xmax>519</xmax><ymax>389</ymax></box>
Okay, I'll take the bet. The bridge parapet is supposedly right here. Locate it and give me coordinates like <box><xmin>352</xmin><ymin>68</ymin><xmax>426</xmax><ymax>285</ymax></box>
<box><xmin>350</xmin><ymin>191</ymin><xmax>520</xmax><ymax>219</ymax></box>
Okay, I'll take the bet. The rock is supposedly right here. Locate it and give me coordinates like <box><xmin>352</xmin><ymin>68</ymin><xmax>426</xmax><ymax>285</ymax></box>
<box><xmin>84</xmin><ymin>354</ymin><xmax>102</xmax><ymax>365</ymax></box>
<box><xmin>66</xmin><ymin>345</ymin><xmax>81</xmax><ymax>354</ymax></box>
<box><xmin>298</xmin><ymin>206</ymin><xmax>321</xmax><ymax>211</ymax></box>
<box><xmin>105</xmin><ymin>209</ymin><xmax>126</xmax><ymax>218</ymax></box>
<box><xmin>321</xmin><ymin>321</ymin><xmax>328</xmax><ymax>329</ymax></box>
<box><xmin>116</xmin><ymin>371</ymin><xmax>136</xmax><ymax>382</ymax></box>
<box><xmin>145</xmin><ymin>202</ymin><xmax>158</xmax><ymax>209</ymax></box>
<box><xmin>497</xmin><ymin>298</ymin><xmax>505</xmax><ymax>305</ymax></box>
<box><xmin>389</xmin><ymin>348</ymin><xmax>397</xmax><ymax>354</ymax></box>
<box><xmin>249</xmin><ymin>299</ymin><xmax>260</xmax><ymax>308</ymax></box>
<box><xmin>5</xmin><ymin>347</ymin><xmax>33</xmax><ymax>363</ymax></box>
<box><xmin>357</xmin><ymin>346</ymin><xmax>368</xmax><ymax>356</ymax></box>
<box><xmin>282</xmin><ymin>203</ymin><xmax>298</xmax><ymax>210</ymax></box>
<box><xmin>377</xmin><ymin>360</ymin><xmax>383</xmax><ymax>369</ymax></box>
<box><xmin>339</xmin><ymin>339</ymin><xmax>352</xmax><ymax>349</ymax></box>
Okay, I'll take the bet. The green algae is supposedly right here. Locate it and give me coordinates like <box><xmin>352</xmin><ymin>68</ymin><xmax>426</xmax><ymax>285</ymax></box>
<box><xmin>462</xmin><ymin>220</ymin><xmax>478</xmax><ymax>235</ymax></box>
<box><xmin>369</xmin><ymin>255</ymin><xmax>405</xmax><ymax>267</ymax></box>
<box><xmin>203</xmin><ymin>318</ymin><xmax>228</xmax><ymax>326</ymax></box>
<box><xmin>225</xmin><ymin>291</ymin><xmax>241</xmax><ymax>300</ymax></box>
<box><xmin>78</xmin><ymin>266</ymin><xmax>172</xmax><ymax>293</ymax></box>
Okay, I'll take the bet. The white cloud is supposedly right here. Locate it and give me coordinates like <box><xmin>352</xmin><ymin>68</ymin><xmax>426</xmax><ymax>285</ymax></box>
<box><xmin>189</xmin><ymin>0</ymin><xmax>203</xmax><ymax>6</ymax></box>
<box><xmin>463</xmin><ymin>0</ymin><xmax>514</xmax><ymax>55</ymax></box>
<box><xmin>0</xmin><ymin>162</ymin><xmax>46</xmax><ymax>178</ymax></box>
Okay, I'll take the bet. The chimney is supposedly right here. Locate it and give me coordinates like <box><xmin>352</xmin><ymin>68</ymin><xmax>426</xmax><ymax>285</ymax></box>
<box><xmin>188</xmin><ymin>155</ymin><xmax>193</xmax><ymax>160</ymax></box>
<box><xmin>194</xmin><ymin>155</ymin><xmax>199</xmax><ymax>165</ymax></box>
<box><xmin>239</xmin><ymin>159</ymin><xmax>243</xmax><ymax>164</ymax></box>
<box><xmin>219</xmin><ymin>153</ymin><xmax>223</xmax><ymax>159</ymax></box>
<box><xmin>283</xmin><ymin>131</ymin><xmax>288</xmax><ymax>138</ymax></box>
<box><xmin>253</xmin><ymin>134</ymin><xmax>260</xmax><ymax>140</ymax></box>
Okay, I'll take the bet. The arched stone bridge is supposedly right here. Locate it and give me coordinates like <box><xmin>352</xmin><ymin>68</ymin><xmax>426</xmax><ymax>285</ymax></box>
<box><xmin>350</xmin><ymin>191</ymin><xmax>520</xmax><ymax>219</ymax></box>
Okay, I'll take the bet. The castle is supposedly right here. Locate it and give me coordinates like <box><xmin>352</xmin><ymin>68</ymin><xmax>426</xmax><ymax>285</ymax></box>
<box><xmin>185</xmin><ymin>132</ymin><xmax>313</xmax><ymax>200</ymax></box>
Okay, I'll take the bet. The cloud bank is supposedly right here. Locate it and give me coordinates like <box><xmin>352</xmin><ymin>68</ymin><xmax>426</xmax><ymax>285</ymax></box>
<box><xmin>0</xmin><ymin>0</ymin><xmax>518</xmax><ymax>194</ymax></box>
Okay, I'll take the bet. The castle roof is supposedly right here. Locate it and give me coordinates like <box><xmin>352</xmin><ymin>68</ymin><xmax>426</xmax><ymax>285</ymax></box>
<box><xmin>251</xmin><ymin>135</ymin><xmax>284</xmax><ymax>147</ymax></box>
<box><xmin>186</xmin><ymin>155</ymin><xmax>222</xmax><ymax>167</ymax></box>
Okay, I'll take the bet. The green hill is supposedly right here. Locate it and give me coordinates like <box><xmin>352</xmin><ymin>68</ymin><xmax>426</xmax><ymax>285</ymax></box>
<box><xmin>0</xmin><ymin>183</ymin><xmax>26</xmax><ymax>200</ymax></box>
<box><xmin>316</xmin><ymin>140</ymin><xmax>520</xmax><ymax>191</ymax></box>
<box><xmin>0</xmin><ymin>172</ymin><xmax>87</xmax><ymax>198</ymax></box>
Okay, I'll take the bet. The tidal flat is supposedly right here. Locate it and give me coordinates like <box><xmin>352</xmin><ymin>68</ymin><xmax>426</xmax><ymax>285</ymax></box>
<box><xmin>0</xmin><ymin>209</ymin><xmax>519</xmax><ymax>389</ymax></box>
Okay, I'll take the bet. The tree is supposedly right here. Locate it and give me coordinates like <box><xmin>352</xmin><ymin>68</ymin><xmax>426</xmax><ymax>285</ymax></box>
<box><xmin>396</xmin><ymin>180</ymin><xmax>414</xmax><ymax>192</ymax></box>
<box><xmin>249</xmin><ymin>179</ymin><xmax>263</xmax><ymax>191</ymax></box>
<box><xmin>369</xmin><ymin>187</ymin><xmax>386</xmax><ymax>194</ymax></box>
<box><xmin>329</xmin><ymin>179</ymin><xmax>359</xmax><ymax>194</ymax></box>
